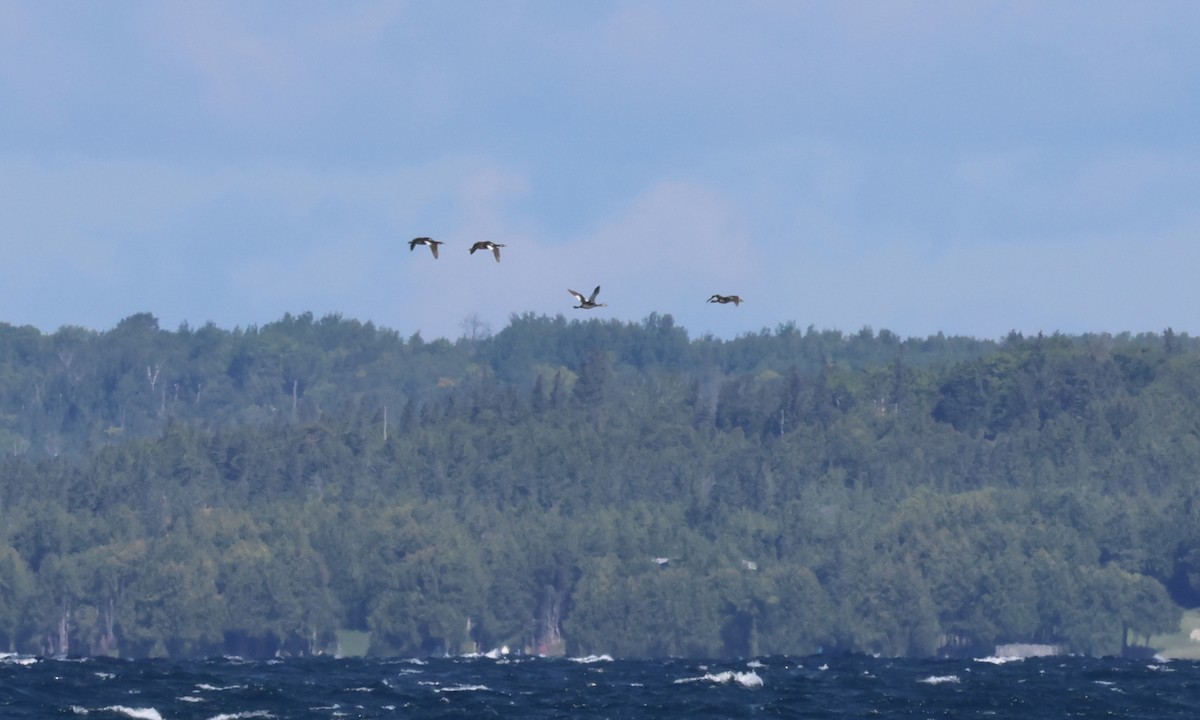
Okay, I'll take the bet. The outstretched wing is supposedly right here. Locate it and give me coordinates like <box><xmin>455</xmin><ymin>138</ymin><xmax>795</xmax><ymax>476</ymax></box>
<box><xmin>588</xmin><ymin>286</ymin><xmax>601</xmax><ymax>303</ymax></box>
<box><xmin>568</xmin><ymin>289</ymin><xmax>586</xmax><ymax>303</ymax></box>
<box><xmin>491</xmin><ymin>245</ymin><xmax>502</xmax><ymax>262</ymax></box>
<box><xmin>411</xmin><ymin>237</ymin><xmax>437</xmax><ymax>257</ymax></box>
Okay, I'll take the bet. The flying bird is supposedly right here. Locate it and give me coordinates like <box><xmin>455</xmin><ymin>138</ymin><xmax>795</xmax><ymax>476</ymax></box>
<box><xmin>408</xmin><ymin>237</ymin><xmax>445</xmax><ymax>259</ymax></box>
<box><xmin>469</xmin><ymin>241</ymin><xmax>506</xmax><ymax>262</ymax></box>
<box><xmin>569</xmin><ymin>286</ymin><xmax>607</xmax><ymax>309</ymax></box>
<box><xmin>707</xmin><ymin>294</ymin><xmax>744</xmax><ymax>306</ymax></box>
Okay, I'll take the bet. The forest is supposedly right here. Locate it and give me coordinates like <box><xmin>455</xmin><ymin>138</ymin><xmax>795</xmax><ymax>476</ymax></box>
<box><xmin>0</xmin><ymin>311</ymin><xmax>1196</xmax><ymax>659</ymax></box>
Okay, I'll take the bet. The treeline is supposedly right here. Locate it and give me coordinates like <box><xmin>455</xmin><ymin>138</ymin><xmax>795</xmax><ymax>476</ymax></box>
<box><xmin>0</xmin><ymin>312</ymin><xmax>1196</xmax><ymax>659</ymax></box>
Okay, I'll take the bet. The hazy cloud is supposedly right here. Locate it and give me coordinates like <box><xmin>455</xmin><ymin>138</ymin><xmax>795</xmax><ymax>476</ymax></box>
<box><xmin>1</xmin><ymin>2</ymin><xmax>1198</xmax><ymax>340</ymax></box>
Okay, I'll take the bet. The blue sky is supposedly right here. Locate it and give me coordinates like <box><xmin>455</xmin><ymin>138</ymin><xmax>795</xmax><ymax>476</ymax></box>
<box><xmin>2</xmin><ymin>2</ymin><xmax>1198</xmax><ymax>342</ymax></box>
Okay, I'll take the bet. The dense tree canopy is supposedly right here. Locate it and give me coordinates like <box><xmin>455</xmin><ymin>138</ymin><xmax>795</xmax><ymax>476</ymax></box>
<box><xmin>0</xmin><ymin>313</ymin><xmax>1195</xmax><ymax>658</ymax></box>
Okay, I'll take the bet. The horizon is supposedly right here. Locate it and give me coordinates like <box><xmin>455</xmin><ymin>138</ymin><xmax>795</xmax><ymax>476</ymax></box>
<box><xmin>2</xmin><ymin>307</ymin><xmax>1189</xmax><ymax>346</ymax></box>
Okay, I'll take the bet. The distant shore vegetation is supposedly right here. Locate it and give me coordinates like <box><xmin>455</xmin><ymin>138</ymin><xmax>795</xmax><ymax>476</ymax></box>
<box><xmin>0</xmin><ymin>311</ymin><xmax>1196</xmax><ymax>659</ymax></box>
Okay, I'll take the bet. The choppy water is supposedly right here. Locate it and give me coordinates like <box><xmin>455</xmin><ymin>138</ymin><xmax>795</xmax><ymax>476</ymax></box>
<box><xmin>1</xmin><ymin>652</ymin><xmax>1197</xmax><ymax>719</ymax></box>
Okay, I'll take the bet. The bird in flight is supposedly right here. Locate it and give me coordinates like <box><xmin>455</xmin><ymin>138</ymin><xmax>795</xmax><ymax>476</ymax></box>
<box><xmin>569</xmin><ymin>286</ymin><xmax>607</xmax><ymax>309</ymax></box>
<box><xmin>469</xmin><ymin>241</ymin><xmax>506</xmax><ymax>262</ymax></box>
<box><xmin>707</xmin><ymin>294</ymin><xmax>744</xmax><ymax>306</ymax></box>
<box><xmin>409</xmin><ymin>237</ymin><xmax>445</xmax><ymax>259</ymax></box>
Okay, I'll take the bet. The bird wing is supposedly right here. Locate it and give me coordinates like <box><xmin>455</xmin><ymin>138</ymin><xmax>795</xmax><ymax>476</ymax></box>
<box><xmin>429</xmin><ymin>243</ymin><xmax>439</xmax><ymax>259</ymax></box>
<box><xmin>588</xmin><ymin>286</ymin><xmax>601</xmax><ymax>302</ymax></box>
<box><xmin>568</xmin><ymin>289</ymin><xmax>586</xmax><ymax>303</ymax></box>
<box><xmin>492</xmin><ymin>245</ymin><xmax>502</xmax><ymax>262</ymax></box>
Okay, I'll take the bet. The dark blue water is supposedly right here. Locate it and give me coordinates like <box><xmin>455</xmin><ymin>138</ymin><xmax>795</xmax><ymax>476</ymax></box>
<box><xmin>1</xmin><ymin>652</ymin><xmax>1197</xmax><ymax>719</ymax></box>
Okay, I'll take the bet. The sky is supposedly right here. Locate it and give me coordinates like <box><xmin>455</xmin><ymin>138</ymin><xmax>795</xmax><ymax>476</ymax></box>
<box><xmin>2</xmin><ymin>1</ymin><xmax>1198</xmax><ymax>343</ymax></box>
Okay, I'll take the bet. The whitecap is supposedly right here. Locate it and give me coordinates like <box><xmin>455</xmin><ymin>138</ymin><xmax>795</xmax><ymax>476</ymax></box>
<box><xmin>974</xmin><ymin>655</ymin><xmax>1023</xmax><ymax>664</ymax></box>
<box><xmin>98</xmin><ymin>707</ymin><xmax>163</xmax><ymax>720</ymax></box>
<box><xmin>733</xmin><ymin>671</ymin><xmax>764</xmax><ymax>688</ymax></box>
<box><xmin>380</xmin><ymin>658</ymin><xmax>413</xmax><ymax>665</ymax></box>
<box><xmin>674</xmin><ymin>670</ymin><xmax>763</xmax><ymax>688</ymax></box>
<box><xmin>460</xmin><ymin>647</ymin><xmax>508</xmax><ymax>660</ymax></box>
<box><xmin>435</xmin><ymin>684</ymin><xmax>490</xmax><ymax>693</ymax></box>
<box><xmin>747</xmin><ymin>659</ymin><xmax>765</xmax><ymax>668</ymax></box>
<box><xmin>207</xmin><ymin>712</ymin><xmax>275</xmax><ymax>720</ymax></box>
<box><xmin>196</xmin><ymin>683</ymin><xmax>244</xmax><ymax>691</ymax></box>
<box><xmin>919</xmin><ymin>675</ymin><xmax>960</xmax><ymax>685</ymax></box>
<box><xmin>569</xmin><ymin>654</ymin><xmax>613</xmax><ymax>663</ymax></box>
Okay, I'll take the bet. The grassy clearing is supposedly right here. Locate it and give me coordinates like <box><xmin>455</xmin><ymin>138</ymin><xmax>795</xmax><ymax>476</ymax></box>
<box><xmin>1149</xmin><ymin>609</ymin><xmax>1200</xmax><ymax>660</ymax></box>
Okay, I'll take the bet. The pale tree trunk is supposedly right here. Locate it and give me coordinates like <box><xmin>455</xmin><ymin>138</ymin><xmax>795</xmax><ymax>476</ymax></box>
<box><xmin>99</xmin><ymin>597</ymin><xmax>117</xmax><ymax>655</ymax></box>
<box><xmin>533</xmin><ymin>589</ymin><xmax>566</xmax><ymax>656</ymax></box>
<box><xmin>57</xmin><ymin>602</ymin><xmax>70</xmax><ymax>657</ymax></box>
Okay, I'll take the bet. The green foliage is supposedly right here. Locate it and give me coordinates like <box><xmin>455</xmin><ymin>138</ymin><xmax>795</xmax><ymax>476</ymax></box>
<box><xmin>0</xmin><ymin>313</ymin><xmax>1195</xmax><ymax>658</ymax></box>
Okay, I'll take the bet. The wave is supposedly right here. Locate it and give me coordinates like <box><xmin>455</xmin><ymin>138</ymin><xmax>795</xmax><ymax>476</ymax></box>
<box><xmin>569</xmin><ymin>654</ymin><xmax>614</xmax><ymax>663</ymax></box>
<box><xmin>674</xmin><ymin>670</ymin><xmax>764</xmax><ymax>688</ymax></box>
<box><xmin>99</xmin><ymin>707</ymin><xmax>165</xmax><ymax>720</ymax></box>
<box><xmin>974</xmin><ymin>655</ymin><xmax>1024</xmax><ymax>665</ymax></box>
<box><xmin>0</xmin><ymin>653</ymin><xmax>38</xmax><ymax>666</ymax></box>
<box><xmin>72</xmin><ymin>707</ymin><xmax>163</xmax><ymax>720</ymax></box>
<box><xmin>27</xmin><ymin>654</ymin><xmax>1200</xmax><ymax>719</ymax></box>
<box><xmin>461</xmin><ymin>646</ymin><xmax>512</xmax><ymax>660</ymax></box>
